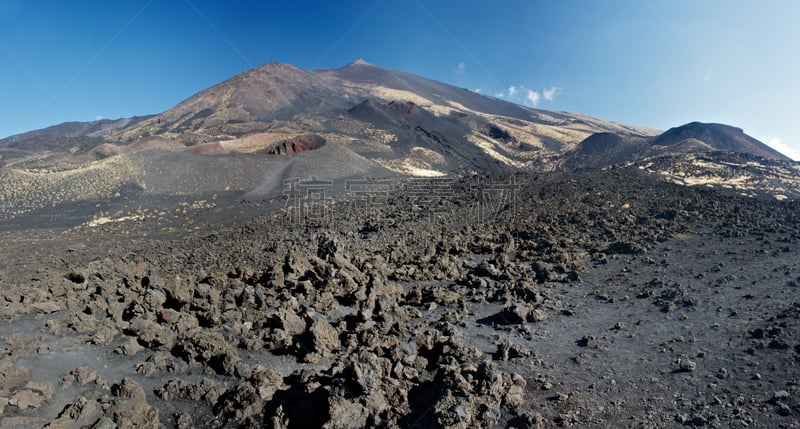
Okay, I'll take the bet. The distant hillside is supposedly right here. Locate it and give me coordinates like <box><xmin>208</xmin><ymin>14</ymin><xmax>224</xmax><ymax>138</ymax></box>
<box><xmin>652</xmin><ymin>122</ymin><xmax>790</xmax><ymax>161</ymax></box>
<box><xmin>564</xmin><ymin>121</ymin><xmax>791</xmax><ymax>169</ymax></box>
<box><xmin>559</xmin><ymin>122</ymin><xmax>799</xmax><ymax>198</ymax></box>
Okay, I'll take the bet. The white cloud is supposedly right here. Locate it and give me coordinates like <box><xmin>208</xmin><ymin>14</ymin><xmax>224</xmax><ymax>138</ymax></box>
<box><xmin>496</xmin><ymin>84</ymin><xmax>559</xmax><ymax>105</ymax></box>
<box><xmin>704</xmin><ymin>70</ymin><xmax>712</xmax><ymax>81</ymax></box>
<box><xmin>543</xmin><ymin>86</ymin><xmax>558</xmax><ymax>101</ymax></box>
<box><xmin>457</xmin><ymin>62</ymin><xmax>465</xmax><ymax>73</ymax></box>
<box><xmin>762</xmin><ymin>135</ymin><xmax>800</xmax><ymax>161</ymax></box>
<box><xmin>526</xmin><ymin>89</ymin><xmax>540</xmax><ymax>107</ymax></box>
<box><xmin>495</xmin><ymin>84</ymin><xmax>558</xmax><ymax>107</ymax></box>
<box><xmin>472</xmin><ymin>88</ymin><xmax>482</xmax><ymax>93</ymax></box>
<box><xmin>95</xmin><ymin>115</ymin><xmax>104</xmax><ymax>121</ymax></box>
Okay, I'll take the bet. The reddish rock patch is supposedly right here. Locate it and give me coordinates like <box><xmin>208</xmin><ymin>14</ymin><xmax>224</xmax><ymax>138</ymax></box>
<box><xmin>263</xmin><ymin>134</ymin><xmax>325</xmax><ymax>156</ymax></box>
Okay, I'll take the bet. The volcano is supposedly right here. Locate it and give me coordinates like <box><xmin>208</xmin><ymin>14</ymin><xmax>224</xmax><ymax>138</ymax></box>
<box><xmin>1</xmin><ymin>60</ymin><xmax>800</xmax><ymax>428</ymax></box>
<box><xmin>3</xmin><ymin>60</ymin><xmax>797</xmax><ymax>230</ymax></box>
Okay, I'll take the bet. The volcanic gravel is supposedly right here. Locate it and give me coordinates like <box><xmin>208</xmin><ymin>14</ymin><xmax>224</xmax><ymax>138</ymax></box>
<box><xmin>1</xmin><ymin>168</ymin><xmax>799</xmax><ymax>428</ymax></box>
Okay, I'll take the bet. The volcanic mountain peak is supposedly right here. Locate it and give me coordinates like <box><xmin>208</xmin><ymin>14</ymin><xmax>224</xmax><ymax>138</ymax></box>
<box><xmin>111</xmin><ymin>59</ymin><xmax>657</xmax><ymax>174</ymax></box>
<box><xmin>111</xmin><ymin>61</ymin><xmax>350</xmax><ymax>145</ymax></box>
<box><xmin>652</xmin><ymin>122</ymin><xmax>789</xmax><ymax>161</ymax></box>
<box><xmin>2</xmin><ymin>59</ymin><xmax>798</xmax><ymax>222</ymax></box>
<box><xmin>8</xmin><ymin>59</ymin><xmax>652</xmax><ymax>159</ymax></box>
<box><xmin>254</xmin><ymin>60</ymin><xmax>304</xmax><ymax>72</ymax></box>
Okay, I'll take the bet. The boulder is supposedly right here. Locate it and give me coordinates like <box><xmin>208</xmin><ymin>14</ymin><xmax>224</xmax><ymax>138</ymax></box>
<box><xmin>9</xmin><ymin>381</ymin><xmax>53</xmax><ymax>410</ymax></box>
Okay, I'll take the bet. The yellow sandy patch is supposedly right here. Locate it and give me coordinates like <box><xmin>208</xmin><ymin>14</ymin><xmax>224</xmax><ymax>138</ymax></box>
<box><xmin>410</xmin><ymin>147</ymin><xmax>446</xmax><ymax>165</ymax></box>
<box><xmin>86</xmin><ymin>214</ymin><xmax>145</xmax><ymax>227</ymax></box>
<box><xmin>466</xmin><ymin>133</ymin><xmax>525</xmax><ymax>169</ymax></box>
<box><xmin>376</xmin><ymin>158</ymin><xmax>446</xmax><ymax>177</ymax></box>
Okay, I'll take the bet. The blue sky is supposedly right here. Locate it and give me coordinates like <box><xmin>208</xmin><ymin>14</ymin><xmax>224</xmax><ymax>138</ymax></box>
<box><xmin>1</xmin><ymin>1</ymin><xmax>798</xmax><ymax>159</ymax></box>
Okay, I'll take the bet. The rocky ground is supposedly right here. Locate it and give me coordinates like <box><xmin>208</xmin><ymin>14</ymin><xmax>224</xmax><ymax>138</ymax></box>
<box><xmin>1</xmin><ymin>168</ymin><xmax>799</xmax><ymax>428</ymax></box>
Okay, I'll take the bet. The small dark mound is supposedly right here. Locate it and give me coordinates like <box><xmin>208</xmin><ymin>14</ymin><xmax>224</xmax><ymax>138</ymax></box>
<box><xmin>562</xmin><ymin>132</ymin><xmax>649</xmax><ymax>170</ymax></box>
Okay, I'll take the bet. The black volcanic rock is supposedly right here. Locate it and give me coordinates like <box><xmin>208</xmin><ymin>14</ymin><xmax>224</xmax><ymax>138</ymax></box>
<box><xmin>4</xmin><ymin>60</ymin><xmax>800</xmax><ymax>429</ymax></box>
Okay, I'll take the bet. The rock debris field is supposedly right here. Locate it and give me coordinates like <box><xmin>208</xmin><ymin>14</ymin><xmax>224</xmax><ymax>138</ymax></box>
<box><xmin>1</xmin><ymin>169</ymin><xmax>799</xmax><ymax>428</ymax></box>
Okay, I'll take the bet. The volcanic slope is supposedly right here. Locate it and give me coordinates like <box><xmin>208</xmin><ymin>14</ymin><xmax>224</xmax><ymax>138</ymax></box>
<box><xmin>0</xmin><ymin>60</ymin><xmax>665</xmax><ymax>231</ymax></box>
<box><xmin>2</xmin><ymin>60</ymin><xmax>799</xmax><ymax>232</ymax></box>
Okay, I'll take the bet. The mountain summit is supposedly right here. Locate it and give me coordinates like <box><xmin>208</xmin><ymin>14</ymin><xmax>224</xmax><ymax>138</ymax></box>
<box><xmin>9</xmin><ymin>60</ymin><xmax>665</xmax><ymax>176</ymax></box>
<box><xmin>0</xmin><ymin>60</ymin><xmax>797</xmax><ymax>227</ymax></box>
